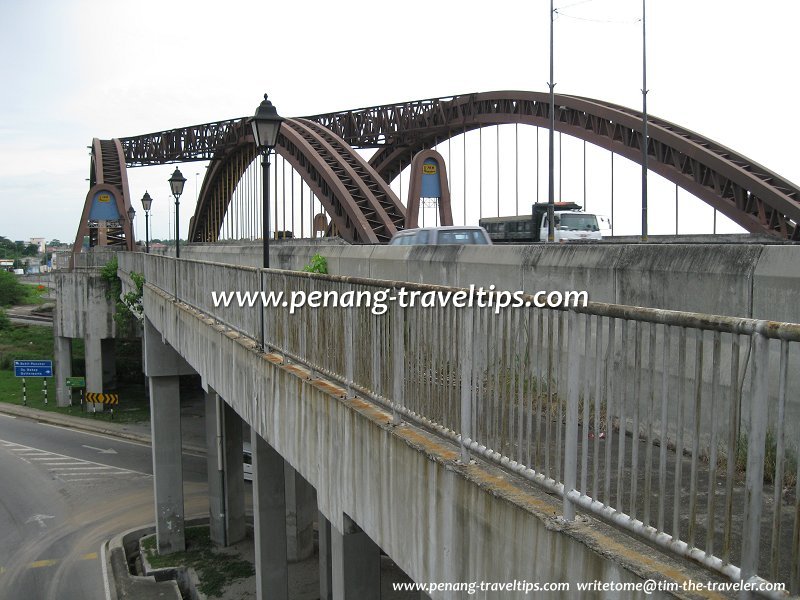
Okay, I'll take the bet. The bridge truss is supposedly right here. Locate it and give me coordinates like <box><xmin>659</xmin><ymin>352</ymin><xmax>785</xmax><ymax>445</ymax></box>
<box><xmin>88</xmin><ymin>91</ymin><xmax>800</xmax><ymax>243</ymax></box>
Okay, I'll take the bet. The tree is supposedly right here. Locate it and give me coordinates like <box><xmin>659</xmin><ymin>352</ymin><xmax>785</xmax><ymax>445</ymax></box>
<box><xmin>0</xmin><ymin>271</ymin><xmax>25</xmax><ymax>307</ymax></box>
<box><xmin>23</xmin><ymin>244</ymin><xmax>39</xmax><ymax>256</ymax></box>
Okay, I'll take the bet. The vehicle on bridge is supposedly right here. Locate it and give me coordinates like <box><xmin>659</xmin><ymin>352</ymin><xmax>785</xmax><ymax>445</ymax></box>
<box><xmin>388</xmin><ymin>225</ymin><xmax>492</xmax><ymax>246</ymax></box>
<box><xmin>480</xmin><ymin>202</ymin><xmax>603</xmax><ymax>243</ymax></box>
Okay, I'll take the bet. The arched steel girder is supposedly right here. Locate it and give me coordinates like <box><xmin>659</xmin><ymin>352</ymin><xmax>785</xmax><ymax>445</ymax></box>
<box><xmin>189</xmin><ymin>118</ymin><xmax>405</xmax><ymax>244</ymax></box>
<box><xmin>73</xmin><ymin>138</ymin><xmax>135</xmax><ymax>253</ymax></box>
<box><xmin>365</xmin><ymin>91</ymin><xmax>800</xmax><ymax>240</ymax></box>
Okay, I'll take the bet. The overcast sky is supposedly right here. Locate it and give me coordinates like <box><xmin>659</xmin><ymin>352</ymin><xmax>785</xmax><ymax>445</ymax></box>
<box><xmin>1</xmin><ymin>0</ymin><xmax>797</xmax><ymax>243</ymax></box>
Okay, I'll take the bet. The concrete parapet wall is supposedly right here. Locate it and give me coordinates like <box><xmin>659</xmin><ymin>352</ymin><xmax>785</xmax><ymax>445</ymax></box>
<box><xmin>613</xmin><ymin>244</ymin><xmax>762</xmax><ymax>316</ymax></box>
<box><xmin>176</xmin><ymin>241</ymin><xmax>800</xmax><ymax>323</ymax></box>
<box><xmin>143</xmin><ymin>284</ymin><xmax>728</xmax><ymax>598</ymax></box>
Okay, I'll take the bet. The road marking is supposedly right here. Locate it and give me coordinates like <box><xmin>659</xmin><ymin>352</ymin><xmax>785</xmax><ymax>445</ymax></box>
<box><xmin>81</xmin><ymin>444</ymin><xmax>118</xmax><ymax>455</ymax></box>
<box><xmin>0</xmin><ymin>438</ymin><xmax>151</xmax><ymax>482</ymax></box>
<box><xmin>30</xmin><ymin>559</ymin><xmax>57</xmax><ymax>568</ymax></box>
<box><xmin>25</xmin><ymin>514</ymin><xmax>54</xmax><ymax>528</ymax></box>
<box><xmin>2</xmin><ymin>553</ymin><xmax>99</xmax><ymax>572</ymax></box>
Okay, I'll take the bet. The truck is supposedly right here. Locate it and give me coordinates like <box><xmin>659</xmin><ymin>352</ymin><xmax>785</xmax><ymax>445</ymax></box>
<box><xmin>479</xmin><ymin>202</ymin><xmax>603</xmax><ymax>243</ymax></box>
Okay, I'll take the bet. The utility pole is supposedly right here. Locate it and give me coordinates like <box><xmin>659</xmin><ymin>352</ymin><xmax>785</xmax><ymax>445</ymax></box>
<box><xmin>641</xmin><ymin>0</ymin><xmax>649</xmax><ymax>241</ymax></box>
<box><xmin>548</xmin><ymin>0</ymin><xmax>556</xmax><ymax>242</ymax></box>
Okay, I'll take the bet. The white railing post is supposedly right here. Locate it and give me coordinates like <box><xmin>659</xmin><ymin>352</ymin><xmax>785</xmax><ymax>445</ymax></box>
<box><xmin>740</xmin><ymin>328</ymin><xmax>770</xmax><ymax>585</ymax></box>
<box><xmin>391</xmin><ymin>302</ymin><xmax>404</xmax><ymax>425</ymax></box>
<box><xmin>344</xmin><ymin>306</ymin><xmax>354</xmax><ymax>398</ymax></box>
<box><xmin>563</xmin><ymin>309</ymin><xmax>581</xmax><ymax>522</ymax></box>
<box><xmin>459</xmin><ymin>306</ymin><xmax>474</xmax><ymax>464</ymax></box>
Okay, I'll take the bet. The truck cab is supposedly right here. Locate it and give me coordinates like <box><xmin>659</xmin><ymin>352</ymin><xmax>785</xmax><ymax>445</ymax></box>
<box><xmin>534</xmin><ymin>202</ymin><xmax>601</xmax><ymax>242</ymax></box>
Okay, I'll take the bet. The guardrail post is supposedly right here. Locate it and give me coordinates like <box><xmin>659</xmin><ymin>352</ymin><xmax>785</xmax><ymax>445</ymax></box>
<box><xmin>740</xmin><ymin>329</ymin><xmax>770</xmax><ymax>584</ymax></box>
<box><xmin>563</xmin><ymin>309</ymin><xmax>581</xmax><ymax>522</ymax></box>
<box><xmin>390</xmin><ymin>302</ymin><xmax>404</xmax><ymax>425</ymax></box>
<box><xmin>281</xmin><ymin>274</ymin><xmax>289</xmax><ymax>364</ymax></box>
<box><xmin>344</xmin><ymin>307</ymin><xmax>354</xmax><ymax>398</ymax></box>
<box><xmin>459</xmin><ymin>307</ymin><xmax>474</xmax><ymax>464</ymax></box>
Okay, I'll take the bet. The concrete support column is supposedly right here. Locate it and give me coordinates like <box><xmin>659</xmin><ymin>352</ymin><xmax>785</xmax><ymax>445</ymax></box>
<box><xmin>204</xmin><ymin>387</ymin><xmax>225</xmax><ymax>546</ymax></box>
<box><xmin>318</xmin><ymin>511</ymin><xmax>333</xmax><ymax>600</ymax></box>
<box><xmin>150</xmin><ymin>375</ymin><xmax>184</xmax><ymax>554</ymax></box>
<box><xmin>144</xmin><ymin>317</ymin><xmax>195</xmax><ymax>556</ymax></box>
<box><xmin>223</xmin><ymin>402</ymin><xmax>245</xmax><ymax>545</ymax></box>
<box><xmin>101</xmin><ymin>338</ymin><xmax>116</xmax><ymax>389</ymax></box>
<box><xmin>54</xmin><ymin>336</ymin><xmax>72</xmax><ymax>407</ymax></box>
<box><xmin>285</xmin><ymin>464</ymin><xmax>316</xmax><ymax>562</ymax></box>
<box><xmin>84</xmin><ymin>335</ymin><xmax>104</xmax><ymax>412</ymax></box>
<box><xmin>251</xmin><ymin>430</ymin><xmax>288</xmax><ymax>600</ymax></box>
<box><xmin>331</xmin><ymin>514</ymin><xmax>381</xmax><ymax>600</ymax></box>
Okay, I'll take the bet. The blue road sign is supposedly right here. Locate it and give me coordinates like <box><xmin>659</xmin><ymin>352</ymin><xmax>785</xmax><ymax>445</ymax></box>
<box><xmin>14</xmin><ymin>360</ymin><xmax>53</xmax><ymax>378</ymax></box>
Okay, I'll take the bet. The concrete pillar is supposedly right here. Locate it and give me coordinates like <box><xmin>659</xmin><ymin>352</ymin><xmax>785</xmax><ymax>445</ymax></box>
<box><xmin>285</xmin><ymin>464</ymin><xmax>316</xmax><ymax>562</ymax></box>
<box><xmin>251</xmin><ymin>430</ymin><xmax>288</xmax><ymax>600</ymax></box>
<box><xmin>143</xmin><ymin>317</ymin><xmax>195</xmax><ymax>556</ymax></box>
<box><xmin>204</xmin><ymin>387</ymin><xmax>225</xmax><ymax>546</ymax></box>
<box><xmin>101</xmin><ymin>338</ymin><xmax>116</xmax><ymax>389</ymax></box>
<box><xmin>84</xmin><ymin>335</ymin><xmax>104</xmax><ymax>412</ymax></box>
<box><xmin>150</xmin><ymin>375</ymin><xmax>184</xmax><ymax>554</ymax></box>
<box><xmin>223</xmin><ymin>402</ymin><xmax>245</xmax><ymax>545</ymax></box>
<box><xmin>318</xmin><ymin>511</ymin><xmax>333</xmax><ymax>600</ymax></box>
<box><xmin>54</xmin><ymin>336</ymin><xmax>72</xmax><ymax>407</ymax></box>
<box><xmin>331</xmin><ymin>514</ymin><xmax>381</xmax><ymax>600</ymax></box>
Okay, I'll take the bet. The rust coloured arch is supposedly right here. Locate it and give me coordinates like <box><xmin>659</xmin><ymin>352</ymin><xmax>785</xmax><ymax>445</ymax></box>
<box><xmin>357</xmin><ymin>91</ymin><xmax>800</xmax><ymax>240</ymax></box>
<box><xmin>73</xmin><ymin>138</ymin><xmax>135</xmax><ymax>254</ymax></box>
<box><xmin>189</xmin><ymin>118</ymin><xmax>405</xmax><ymax>244</ymax></box>
<box><xmin>113</xmin><ymin>91</ymin><xmax>800</xmax><ymax>243</ymax></box>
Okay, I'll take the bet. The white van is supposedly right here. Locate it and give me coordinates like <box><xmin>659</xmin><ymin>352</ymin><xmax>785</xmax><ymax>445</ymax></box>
<box><xmin>243</xmin><ymin>441</ymin><xmax>252</xmax><ymax>481</ymax></box>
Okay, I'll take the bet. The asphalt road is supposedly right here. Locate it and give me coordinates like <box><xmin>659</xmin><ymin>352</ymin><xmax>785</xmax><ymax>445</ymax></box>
<box><xmin>0</xmin><ymin>412</ymin><xmax>208</xmax><ymax>600</ymax></box>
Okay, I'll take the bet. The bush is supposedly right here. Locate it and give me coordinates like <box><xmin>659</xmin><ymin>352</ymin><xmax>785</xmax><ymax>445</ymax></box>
<box><xmin>302</xmin><ymin>254</ymin><xmax>328</xmax><ymax>274</ymax></box>
<box><xmin>0</xmin><ymin>309</ymin><xmax>9</xmax><ymax>331</ymax></box>
<box><xmin>0</xmin><ymin>271</ymin><xmax>26</xmax><ymax>307</ymax></box>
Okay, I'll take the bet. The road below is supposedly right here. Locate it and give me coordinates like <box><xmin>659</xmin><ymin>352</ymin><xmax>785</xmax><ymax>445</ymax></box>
<box><xmin>0</xmin><ymin>412</ymin><xmax>207</xmax><ymax>600</ymax></box>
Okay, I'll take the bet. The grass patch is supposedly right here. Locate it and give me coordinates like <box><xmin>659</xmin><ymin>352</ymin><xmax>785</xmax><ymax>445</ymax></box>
<box><xmin>19</xmin><ymin>283</ymin><xmax>48</xmax><ymax>306</ymax></box>
<box><xmin>141</xmin><ymin>526</ymin><xmax>254</xmax><ymax>598</ymax></box>
<box><xmin>0</xmin><ymin>323</ymin><xmax>148</xmax><ymax>422</ymax></box>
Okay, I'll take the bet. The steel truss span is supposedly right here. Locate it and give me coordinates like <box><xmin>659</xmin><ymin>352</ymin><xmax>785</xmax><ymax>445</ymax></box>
<box><xmin>115</xmin><ymin>91</ymin><xmax>800</xmax><ymax>241</ymax></box>
<box><xmin>312</xmin><ymin>91</ymin><xmax>800</xmax><ymax>241</ymax></box>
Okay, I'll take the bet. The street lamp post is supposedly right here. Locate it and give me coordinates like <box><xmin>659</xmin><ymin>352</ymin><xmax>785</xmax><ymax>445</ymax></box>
<box><xmin>127</xmin><ymin>206</ymin><xmax>136</xmax><ymax>249</ymax></box>
<box><xmin>141</xmin><ymin>191</ymin><xmax>153</xmax><ymax>253</ymax></box>
<box><xmin>168</xmin><ymin>168</ymin><xmax>187</xmax><ymax>258</ymax></box>
<box><xmin>250</xmin><ymin>94</ymin><xmax>284</xmax><ymax>269</ymax></box>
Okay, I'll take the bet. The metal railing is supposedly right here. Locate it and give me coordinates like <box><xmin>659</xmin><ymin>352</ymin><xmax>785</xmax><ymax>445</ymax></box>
<box><xmin>119</xmin><ymin>253</ymin><xmax>800</xmax><ymax>596</ymax></box>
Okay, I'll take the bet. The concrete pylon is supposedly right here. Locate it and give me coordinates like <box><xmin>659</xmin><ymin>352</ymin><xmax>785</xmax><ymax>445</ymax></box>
<box><xmin>331</xmin><ymin>513</ymin><xmax>381</xmax><ymax>600</ymax></box>
<box><xmin>54</xmin><ymin>336</ymin><xmax>72</xmax><ymax>407</ymax></box>
<box><xmin>251</xmin><ymin>430</ymin><xmax>289</xmax><ymax>600</ymax></box>
<box><xmin>144</xmin><ymin>317</ymin><xmax>195</xmax><ymax>555</ymax></box>
<box><xmin>285</xmin><ymin>464</ymin><xmax>316</xmax><ymax>562</ymax></box>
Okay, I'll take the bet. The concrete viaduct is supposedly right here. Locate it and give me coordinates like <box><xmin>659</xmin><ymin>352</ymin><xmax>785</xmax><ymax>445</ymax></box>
<box><xmin>53</xmin><ymin>241</ymin><xmax>800</xmax><ymax>598</ymax></box>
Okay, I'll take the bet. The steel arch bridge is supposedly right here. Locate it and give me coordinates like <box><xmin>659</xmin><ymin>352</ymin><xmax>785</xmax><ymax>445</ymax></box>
<box><xmin>81</xmin><ymin>90</ymin><xmax>800</xmax><ymax>249</ymax></box>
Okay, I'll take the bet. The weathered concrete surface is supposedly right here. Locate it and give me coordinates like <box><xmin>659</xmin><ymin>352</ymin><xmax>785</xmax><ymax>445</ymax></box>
<box><xmin>54</xmin><ymin>271</ymin><xmax>117</xmax><ymax>339</ymax></box>
<box><xmin>143</xmin><ymin>283</ymin><xmax>735</xmax><ymax>598</ymax></box>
